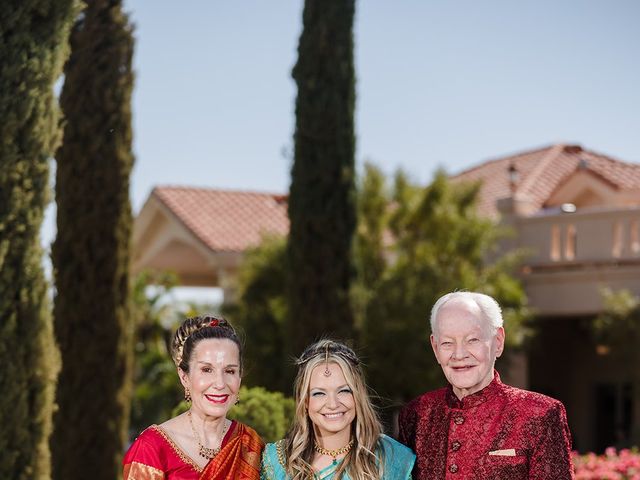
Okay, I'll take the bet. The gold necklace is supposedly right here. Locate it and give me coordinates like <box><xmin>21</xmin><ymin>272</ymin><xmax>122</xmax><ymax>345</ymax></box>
<box><xmin>188</xmin><ymin>411</ymin><xmax>229</xmax><ymax>459</ymax></box>
<box><xmin>313</xmin><ymin>439</ymin><xmax>355</xmax><ymax>465</ymax></box>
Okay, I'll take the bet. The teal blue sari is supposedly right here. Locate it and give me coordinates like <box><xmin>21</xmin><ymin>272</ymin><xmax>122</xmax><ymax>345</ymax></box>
<box><xmin>260</xmin><ymin>435</ymin><xmax>415</xmax><ymax>479</ymax></box>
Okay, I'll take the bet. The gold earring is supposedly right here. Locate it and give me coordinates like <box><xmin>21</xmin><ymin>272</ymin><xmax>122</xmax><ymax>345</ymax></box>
<box><xmin>235</xmin><ymin>394</ymin><xmax>240</xmax><ymax>405</ymax></box>
<box><xmin>185</xmin><ymin>388</ymin><xmax>191</xmax><ymax>403</ymax></box>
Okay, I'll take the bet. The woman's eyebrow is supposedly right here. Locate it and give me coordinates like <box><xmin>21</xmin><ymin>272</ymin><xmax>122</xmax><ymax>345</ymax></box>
<box><xmin>195</xmin><ymin>361</ymin><xmax>240</xmax><ymax>367</ymax></box>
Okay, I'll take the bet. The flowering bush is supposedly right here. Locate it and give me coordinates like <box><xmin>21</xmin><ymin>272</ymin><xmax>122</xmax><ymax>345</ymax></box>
<box><xmin>573</xmin><ymin>447</ymin><xmax>640</xmax><ymax>479</ymax></box>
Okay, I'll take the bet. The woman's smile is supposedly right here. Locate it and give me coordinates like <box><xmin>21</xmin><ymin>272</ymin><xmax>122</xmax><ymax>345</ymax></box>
<box><xmin>322</xmin><ymin>412</ymin><xmax>346</xmax><ymax>420</ymax></box>
<box><xmin>204</xmin><ymin>394</ymin><xmax>229</xmax><ymax>404</ymax></box>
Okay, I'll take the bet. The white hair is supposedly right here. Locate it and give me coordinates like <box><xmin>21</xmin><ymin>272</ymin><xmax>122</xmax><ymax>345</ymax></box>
<box><xmin>430</xmin><ymin>291</ymin><xmax>503</xmax><ymax>338</ymax></box>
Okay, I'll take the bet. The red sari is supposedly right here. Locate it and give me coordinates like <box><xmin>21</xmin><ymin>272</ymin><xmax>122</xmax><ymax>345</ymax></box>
<box><xmin>123</xmin><ymin>421</ymin><xmax>264</xmax><ymax>479</ymax></box>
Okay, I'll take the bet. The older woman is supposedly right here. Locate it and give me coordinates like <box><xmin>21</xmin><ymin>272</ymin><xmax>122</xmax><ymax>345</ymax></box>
<box><xmin>123</xmin><ymin>315</ymin><xmax>264</xmax><ymax>479</ymax></box>
<box><xmin>261</xmin><ymin>339</ymin><xmax>415</xmax><ymax>480</ymax></box>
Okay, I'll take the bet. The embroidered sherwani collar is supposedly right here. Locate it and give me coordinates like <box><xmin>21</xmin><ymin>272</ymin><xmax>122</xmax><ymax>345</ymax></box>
<box><xmin>445</xmin><ymin>370</ymin><xmax>503</xmax><ymax>409</ymax></box>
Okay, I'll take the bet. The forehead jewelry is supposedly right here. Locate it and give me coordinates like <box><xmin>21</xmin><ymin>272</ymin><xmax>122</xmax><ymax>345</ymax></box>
<box><xmin>323</xmin><ymin>343</ymin><xmax>331</xmax><ymax>377</ymax></box>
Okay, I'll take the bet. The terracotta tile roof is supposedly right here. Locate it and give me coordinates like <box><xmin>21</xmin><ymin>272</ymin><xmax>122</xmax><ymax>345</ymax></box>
<box><xmin>451</xmin><ymin>144</ymin><xmax>640</xmax><ymax>217</ymax></box>
<box><xmin>149</xmin><ymin>145</ymin><xmax>640</xmax><ymax>252</ymax></box>
<box><xmin>153</xmin><ymin>186</ymin><xmax>289</xmax><ymax>253</ymax></box>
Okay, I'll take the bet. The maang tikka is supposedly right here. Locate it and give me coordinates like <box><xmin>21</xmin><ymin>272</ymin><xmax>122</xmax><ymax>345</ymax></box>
<box><xmin>323</xmin><ymin>343</ymin><xmax>331</xmax><ymax>377</ymax></box>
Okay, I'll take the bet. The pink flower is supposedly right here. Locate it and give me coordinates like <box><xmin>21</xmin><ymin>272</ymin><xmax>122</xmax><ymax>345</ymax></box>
<box><xmin>573</xmin><ymin>448</ymin><xmax>640</xmax><ymax>480</ymax></box>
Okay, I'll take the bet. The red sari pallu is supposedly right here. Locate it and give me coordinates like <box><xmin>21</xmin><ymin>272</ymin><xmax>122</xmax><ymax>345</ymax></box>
<box><xmin>123</xmin><ymin>420</ymin><xmax>264</xmax><ymax>479</ymax></box>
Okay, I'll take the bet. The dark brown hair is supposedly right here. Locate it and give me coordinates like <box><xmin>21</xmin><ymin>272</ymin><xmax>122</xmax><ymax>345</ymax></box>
<box><xmin>170</xmin><ymin>315</ymin><xmax>243</xmax><ymax>374</ymax></box>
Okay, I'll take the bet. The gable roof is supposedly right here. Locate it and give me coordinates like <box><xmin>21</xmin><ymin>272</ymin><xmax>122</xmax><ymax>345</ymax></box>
<box><xmin>152</xmin><ymin>186</ymin><xmax>289</xmax><ymax>253</ymax></box>
<box><xmin>140</xmin><ymin>145</ymin><xmax>640</xmax><ymax>255</ymax></box>
<box><xmin>451</xmin><ymin>144</ymin><xmax>640</xmax><ymax>217</ymax></box>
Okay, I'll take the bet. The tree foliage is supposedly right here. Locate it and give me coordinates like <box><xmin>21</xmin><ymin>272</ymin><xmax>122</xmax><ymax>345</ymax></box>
<box><xmin>172</xmin><ymin>386</ymin><xmax>295</xmax><ymax>444</ymax></box>
<box><xmin>51</xmin><ymin>1</ymin><xmax>135</xmax><ymax>478</ymax></box>
<box><xmin>224</xmin><ymin>237</ymin><xmax>291</xmax><ymax>393</ymax></box>
<box><xmin>228</xmin><ymin>386</ymin><xmax>295</xmax><ymax>443</ymax></box>
<box><xmin>359</xmin><ymin>166</ymin><xmax>529</xmax><ymax>404</ymax></box>
<box><xmin>288</xmin><ymin>0</ymin><xmax>357</xmax><ymax>355</ymax></box>
<box><xmin>129</xmin><ymin>271</ymin><xmax>183</xmax><ymax>437</ymax></box>
<box><xmin>352</xmin><ymin>164</ymin><xmax>388</xmax><ymax>329</ymax></box>
<box><xmin>231</xmin><ymin>164</ymin><xmax>529</xmax><ymax>411</ymax></box>
<box><xmin>591</xmin><ymin>288</ymin><xmax>640</xmax><ymax>357</ymax></box>
<box><xmin>0</xmin><ymin>1</ymin><xmax>77</xmax><ymax>478</ymax></box>
<box><xmin>591</xmin><ymin>288</ymin><xmax>640</xmax><ymax>446</ymax></box>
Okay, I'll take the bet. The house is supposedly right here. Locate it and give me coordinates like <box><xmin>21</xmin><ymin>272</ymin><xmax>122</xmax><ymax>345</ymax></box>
<box><xmin>132</xmin><ymin>144</ymin><xmax>640</xmax><ymax>452</ymax></box>
<box><xmin>131</xmin><ymin>187</ymin><xmax>288</xmax><ymax>301</ymax></box>
<box><xmin>451</xmin><ymin>144</ymin><xmax>640</xmax><ymax>452</ymax></box>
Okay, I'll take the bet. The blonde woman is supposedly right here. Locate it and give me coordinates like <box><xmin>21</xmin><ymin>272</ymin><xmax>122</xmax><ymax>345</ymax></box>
<box><xmin>261</xmin><ymin>340</ymin><xmax>414</xmax><ymax>480</ymax></box>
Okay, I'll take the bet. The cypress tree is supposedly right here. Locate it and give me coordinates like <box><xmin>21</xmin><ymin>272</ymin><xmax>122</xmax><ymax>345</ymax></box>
<box><xmin>288</xmin><ymin>0</ymin><xmax>357</xmax><ymax>354</ymax></box>
<box><xmin>0</xmin><ymin>1</ymin><xmax>77</xmax><ymax>478</ymax></box>
<box><xmin>51</xmin><ymin>1</ymin><xmax>135</xmax><ymax>478</ymax></box>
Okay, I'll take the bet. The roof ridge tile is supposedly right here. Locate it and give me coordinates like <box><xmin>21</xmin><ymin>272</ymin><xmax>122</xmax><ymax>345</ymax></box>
<box><xmin>516</xmin><ymin>144</ymin><xmax>568</xmax><ymax>195</ymax></box>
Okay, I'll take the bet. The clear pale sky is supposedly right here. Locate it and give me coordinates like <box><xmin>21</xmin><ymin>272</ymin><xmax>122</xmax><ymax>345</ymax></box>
<box><xmin>43</xmin><ymin>0</ymin><xmax>640</xmax><ymax>251</ymax></box>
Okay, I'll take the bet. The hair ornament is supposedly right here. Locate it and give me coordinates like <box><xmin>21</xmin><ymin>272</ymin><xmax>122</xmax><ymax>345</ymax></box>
<box><xmin>296</xmin><ymin>340</ymin><xmax>360</xmax><ymax>368</ymax></box>
<box><xmin>323</xmin><ymin>343</ymin><xmax>331</xmax><ymax>377</ymax></box>
<box><xmin>175</xmin><ymin>316</ymin><xmax>229</xmax><ymax>367</ymax></box>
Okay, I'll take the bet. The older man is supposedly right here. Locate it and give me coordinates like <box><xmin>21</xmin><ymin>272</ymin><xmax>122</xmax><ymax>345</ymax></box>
<box><xmin>399</xmin><ymin>291</ymin><xmax>574</xmax><ymax>479</ymax></box>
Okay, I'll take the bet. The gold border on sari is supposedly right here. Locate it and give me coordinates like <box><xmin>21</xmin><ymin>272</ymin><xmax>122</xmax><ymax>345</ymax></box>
<box><xmin>123</xmin><ymin>461</ymin><xmax>165</xmax><ymax>480</ymax></box>
<box><xmin>151</xmin><ymin>424</ymin><xmax>203</xmax><ymax>473</ymax></box>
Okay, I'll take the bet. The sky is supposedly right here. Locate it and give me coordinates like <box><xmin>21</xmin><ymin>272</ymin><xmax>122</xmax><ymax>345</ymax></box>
<box><xmin>121</xmin><ymin>0</ymin><xmax>640</xmax><ymax>211</ymax></box>
<box><xmin>42</xmin><ymin>0</ymin><xmax>640</xmax><ymax>279</ymax></box>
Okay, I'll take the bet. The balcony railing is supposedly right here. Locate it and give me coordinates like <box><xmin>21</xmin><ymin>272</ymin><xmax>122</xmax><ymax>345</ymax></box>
<box><xmin>515</xmin><ymin>205</ymin><xmax>640</xmax><ymax>267</ymax></box>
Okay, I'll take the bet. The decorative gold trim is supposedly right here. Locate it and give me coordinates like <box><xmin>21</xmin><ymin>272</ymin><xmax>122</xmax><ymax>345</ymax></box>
<box><xmin>123</xmin><ymin>461</ymin><xmax>165</xmax><ymax>480</ymax></box>
<box><xmin>151</xmin><ymin>424</ymin><xmax>203</xmax><ymax>473</ymax></box>
<box><xmin>275</xmin><ymin>439</ymin><xmax>287</xmax><ymax>468</ymax></box>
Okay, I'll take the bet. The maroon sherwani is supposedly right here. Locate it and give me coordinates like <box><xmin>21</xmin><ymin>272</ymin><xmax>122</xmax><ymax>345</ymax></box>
<box><xmin>398</xmin><ymin>372</ymin><xmax>574</xmax><ymax>480</ymax></box>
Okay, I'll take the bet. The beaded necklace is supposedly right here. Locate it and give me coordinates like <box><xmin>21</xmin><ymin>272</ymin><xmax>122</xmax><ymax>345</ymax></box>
<box><xmin>313</xmin><ymin>439</ymin><xmax>355</xmax><ymax>465</ymax></box>
<box><xmin>188</xmin><ymin>410</ymin><xmax>229</xmax><ymax>459</ymax></box>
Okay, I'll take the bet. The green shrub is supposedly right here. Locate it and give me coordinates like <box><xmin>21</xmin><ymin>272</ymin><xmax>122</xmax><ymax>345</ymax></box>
<box><xmin>172</xmin><ymin>386</ymin><xmax>294</xmax><ymax>443</ymax></box>
<box><xmin>228</xmin><ymin>386</ymin><xmax>295</xmax><ymax>442</ymax></box>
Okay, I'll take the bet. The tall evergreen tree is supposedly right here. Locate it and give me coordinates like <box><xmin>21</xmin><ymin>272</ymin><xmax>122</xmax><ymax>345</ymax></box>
<box><xmin>288</xmin><ymin>0</ymin><xmax>357</xmax><ymax>354</ymax></box>
<box><xmin>51</xmin><ymin>1</ymin><xmax>135</xmax><ymax>478</ymax></box>
<box><xmin>0</xmin><ymin>2</ymin><xmax>77</xmax><ymax>478</ymax></box>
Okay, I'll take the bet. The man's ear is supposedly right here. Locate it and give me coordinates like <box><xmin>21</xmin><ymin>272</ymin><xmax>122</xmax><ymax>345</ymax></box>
<box><xmin>494</xmin><ymin>327</ymin><xmax>505</xmax><ymax>358</ymax></box>
<box><xmin>430</xmin><ymin>334</ymin><xmax>440</xmax><ymax>364</ymax></box>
